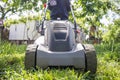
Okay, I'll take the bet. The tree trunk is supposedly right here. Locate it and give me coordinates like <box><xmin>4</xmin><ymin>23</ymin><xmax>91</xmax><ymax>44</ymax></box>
<box><xmin>0</xmin><ymin>19</ymin><xmax>9</xmax><ymax>41</ymax></box>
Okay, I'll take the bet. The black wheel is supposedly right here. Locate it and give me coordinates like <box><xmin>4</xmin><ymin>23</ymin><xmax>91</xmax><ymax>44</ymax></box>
<box><xmin>83</xmin><ymin>44</ymin><xmax>97</xmax><ymax>73</ymax></box>
<box><xmin>25</xmin><ymin>44</ymin><xmax>38</xmax><ymax>69</ymax></box>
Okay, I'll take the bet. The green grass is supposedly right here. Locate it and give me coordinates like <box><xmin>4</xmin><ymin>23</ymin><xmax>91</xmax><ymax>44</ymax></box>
<box><xmin>0</xmin><ymin>42</ymin><xmax>120</xmax><ymax>80</ymax></box>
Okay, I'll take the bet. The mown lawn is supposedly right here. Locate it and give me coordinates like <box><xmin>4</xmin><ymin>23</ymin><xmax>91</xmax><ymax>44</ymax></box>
<box><xmin>0</xmin><ymin>42</ymin><xmax>120</xmax><ymax>80</ymax></box>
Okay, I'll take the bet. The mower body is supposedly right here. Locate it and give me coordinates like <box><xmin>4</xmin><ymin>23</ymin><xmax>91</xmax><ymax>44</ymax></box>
<box><xmin>25</xmin><ymin>20</ymin><xmax>97</xmax><ymax>73</ymax></box>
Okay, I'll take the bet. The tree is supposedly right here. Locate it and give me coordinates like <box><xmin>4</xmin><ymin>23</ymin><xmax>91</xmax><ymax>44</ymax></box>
<box><xmin>0</xmin><ymin>0</ymin><xmax>21</xmax><ymax>40</ymax></box>
<box><xmin>0</xmin><ymin>0</ymin><xmax>22</xmax><ymax>40</ymax></box>
<box><xmin>102</xmin><ymin>19</ymin><xmax>120</xmax><ymax>43</ymax></box>
<box><xmin>71</xmin><ymin>0</ymin><xmax>119</xmax><ymax>44</ymax></box>
<box><xmin>0</xmin><ymin>0</ymin><xmax>41</xmax><ymax>40</ymax></box>
<box><xmin>0</xmin><ymin>0</ymin><xmax>21</xmax><ymax>19</ymax></box>
<box><xmin>110</xmin><ymin>0</ymin><xmax>120</xmax><ymax>15</ymax></box>
<box><xmin>20</xmin><ymin>0</ymin><xmax>42</xmax><ymax>12</ymax></box>
<box><xmin>73</xmin><ymin>0</ymin><xmax>113</xmax><ymax>26</ymax></box>
<box><xmin>102</xmin><ymin>19</ymin><xmax>120</xmax><ymax>51</ymax></box>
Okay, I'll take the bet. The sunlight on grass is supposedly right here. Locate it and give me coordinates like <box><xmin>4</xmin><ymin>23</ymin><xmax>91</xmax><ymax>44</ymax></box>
<box><xmin>0</xmin><ymin>42</ymin><xmax>120</xmax><ymax>80</ymax></box>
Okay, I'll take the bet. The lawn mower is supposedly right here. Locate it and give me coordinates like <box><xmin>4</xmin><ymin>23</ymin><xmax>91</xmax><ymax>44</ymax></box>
<box><xmin>25</xmin><ymin>0</ymin><xmax>97</xmax><ymax>73</ymax></box>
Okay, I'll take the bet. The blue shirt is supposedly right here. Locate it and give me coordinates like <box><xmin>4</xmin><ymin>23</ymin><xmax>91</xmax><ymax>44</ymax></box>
<box><xmin>48</xmin><ymin>0</ymin><xmax>70</xmax><ymax>20</ymax></box>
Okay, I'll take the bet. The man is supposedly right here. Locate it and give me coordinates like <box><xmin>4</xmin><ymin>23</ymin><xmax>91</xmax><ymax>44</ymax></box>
<box><xmin>48</xmin><ymin>0</ymin><xmax>71</xmax><ymax>20</ymax></box>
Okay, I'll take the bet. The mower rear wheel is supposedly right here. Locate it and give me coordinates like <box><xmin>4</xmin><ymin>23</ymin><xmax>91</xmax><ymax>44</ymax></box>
<box><xmin>25</xmin><ymin>44</ymin><xmax>38</xmax><ymax>69</ymax></box>
<box><xmin>83</xmin><ymin>44</ymin><xmax>97</xmax><ymax>73</ymax></box>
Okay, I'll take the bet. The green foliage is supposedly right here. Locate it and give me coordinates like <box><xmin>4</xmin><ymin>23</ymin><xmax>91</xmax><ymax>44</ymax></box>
<box><xmin>4</xmin><ymin>15</ymin><xmax>42</xmax><ymax>27</ymax></box>
<box><xmin>110</xmin><ymin>0</ymin><xmax>120</xmax><ymax>15</ymax></box>
<box><xmin>95</xmin><ymin>44</ymin><xmax>120</xmax><ymax>80</ymax></box>
<box><xmin>73</xmin><ymin>0</ymin><xmax>113</xmax><ymax>26</ymax></box>
<box><xmin>0</xmin><ymin>41</ymin><xmax>26</xmax><ymax>54</ymax></box>
<box><xmin>0</xmin><ymin>42</ymin><xmax>120</xmax><ymax>80</ymax></box>
<box><xmin>20</xmin><ymin>0</ymin><xmax>39</xmax><ymax>4</ymax></box>
<box><xmin>41</xmin><ymin>0</ymin><xmax>47</xmax><ymax>3</ymax></box>
<box><xmin>2</xmin><ymin>0</ymin><xmax>8</xmax><ymax>2</ymax></box>
<box><xmin>0</xmin><ymin>0</ymin><xmax>41</xmax><ymax>19</ymax></box>
<box><xmin>102</xmin><ymin>19</ymin><xmax>120</xmax><ymax>44</ymax></box>
<box><xmin>20</xmin><ymin>0</ymin><xmax>41</xmax><ymax>12</ymax></box>
<box><xmin>0</xmin><ymin>0</ymin><xmax>21</xmax><ymax>19</ymax></box>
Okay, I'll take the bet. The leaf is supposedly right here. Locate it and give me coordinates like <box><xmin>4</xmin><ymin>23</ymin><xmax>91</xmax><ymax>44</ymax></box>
<box><xmin>2</xmin><ymin>0</ymin><xmax>8</xmax><ymax>2</ymax></box>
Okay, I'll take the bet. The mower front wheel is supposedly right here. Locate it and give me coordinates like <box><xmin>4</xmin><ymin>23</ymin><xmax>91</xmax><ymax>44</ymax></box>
<box><xmin>83</xmin><ymin>44</ymin><xmax>97</xmax><ymax>73</ymax></box>
<box><xmin>25</xmin><ymin>44</ymin><xmax>38</xmax><ymax>69</ymax></box>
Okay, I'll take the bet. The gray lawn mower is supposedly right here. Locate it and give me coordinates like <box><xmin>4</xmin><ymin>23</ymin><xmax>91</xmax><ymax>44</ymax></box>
<box><xmin>25</xmin><ymin>1</ymin><xmax>97</xmax><ymax>73</ymax></box>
